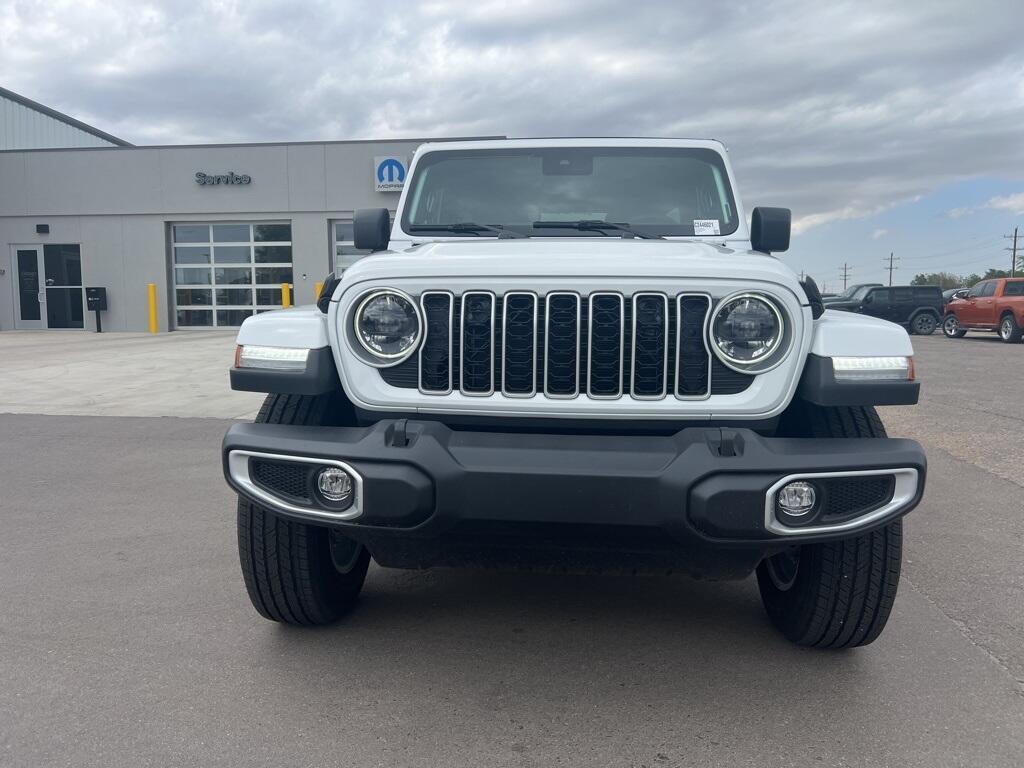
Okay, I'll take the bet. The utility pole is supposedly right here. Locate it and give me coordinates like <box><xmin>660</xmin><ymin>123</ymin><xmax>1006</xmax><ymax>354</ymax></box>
<box><xmin>884</xmin><ymin>252</ymin><xmax>899</xmax><ymax>286</ymax></box>
<box><xmin>839</xmin><ymin>263</ymin><xmax>852</xmax><ymax>291</ymax></box>
<box><xmin>1005</xmin><ymin>227</ymin><xmax>1019</xmax><ymax>277</ymax></box>
<box><xmin>799</xmin><ymin>270</ymin><xmax>805</xmax><ymax>281</ymax></box>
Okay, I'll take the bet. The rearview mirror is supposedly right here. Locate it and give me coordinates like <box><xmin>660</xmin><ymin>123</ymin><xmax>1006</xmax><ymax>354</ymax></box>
<box><xmin>750</xmin><ymin>207</ymin><xmax>791</xmax><ymax>253</ymax></box>
<box><xmin>353</xmin><ymin>208</ymin><xmax>391</xmax><ymax>252</ymax></box>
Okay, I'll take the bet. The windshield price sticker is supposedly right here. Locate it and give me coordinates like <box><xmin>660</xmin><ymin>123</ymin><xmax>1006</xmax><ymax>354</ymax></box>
<box><xmin>693</xmin><ymin>219</ymin><xmax>721</xmax><ymax>236</ymax></box>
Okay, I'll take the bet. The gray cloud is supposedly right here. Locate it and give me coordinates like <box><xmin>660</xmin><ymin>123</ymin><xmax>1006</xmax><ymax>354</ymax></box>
<box><xmin>3</xmin><ymin>0</ymin><xmax>1024</xmax><ymax>231</ymax></box>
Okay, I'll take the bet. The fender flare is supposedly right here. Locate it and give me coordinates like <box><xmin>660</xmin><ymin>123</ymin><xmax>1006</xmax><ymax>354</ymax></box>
<box><xmin>231</xmin><ymin>307</ymin><xmax>343</xmax><ymax>396</ymax></box>
<box><xmin>799</xmin><ymin>311</ymin><xmax>919</xmax><ymax>406</ymax></box>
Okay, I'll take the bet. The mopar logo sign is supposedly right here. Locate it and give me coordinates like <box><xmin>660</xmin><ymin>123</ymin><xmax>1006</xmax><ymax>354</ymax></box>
<box><xmin>374</xmin><ymin>156</ymin><xmax>407</xmax><ymax>192</ymax></box>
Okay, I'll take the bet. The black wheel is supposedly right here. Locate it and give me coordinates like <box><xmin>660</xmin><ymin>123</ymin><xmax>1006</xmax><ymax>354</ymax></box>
<box><xmin>758</xmin><ymin>403</ymin><xmax>903</xmax><ymax>649</ymax></box>
<box><xmin>942</xmin><ymin>314</ymin><xmax>966</xmax><ymax>338</ymax></box>
<box><xmin>999</xmin><ymin>314</ymin><xmax>1022</xmax><ymax>343</ymax></box>
<box><xmin>910</xmin><ymin>312</ymin><xmax>937</xmax><ymax>335</ymax></box>
<box><xmin>237</xmin><ymin>392</ymin><xmax>370</xmax><ymax>625</ymax></box>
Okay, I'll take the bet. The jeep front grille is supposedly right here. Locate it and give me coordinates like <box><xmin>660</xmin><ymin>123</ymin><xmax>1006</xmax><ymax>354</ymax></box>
<box><xmin>389</xmin><ymin>290</ymin><xmax>752</xmax><ymax>401</ymax></box>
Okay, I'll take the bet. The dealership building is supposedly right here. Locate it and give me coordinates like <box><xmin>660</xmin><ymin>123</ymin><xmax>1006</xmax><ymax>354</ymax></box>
<box><xmin>0</xmin><ymin>85</ymin><xmax>489</xmax><ymax>332</ymax></box>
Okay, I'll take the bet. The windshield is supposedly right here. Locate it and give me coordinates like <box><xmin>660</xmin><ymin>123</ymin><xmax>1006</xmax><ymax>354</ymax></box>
<box><xmin>852</xmin><ymin>286</ymin><xmax>875</xmax><ymax>301</ymax></box>
<box><xmin>401</xmin><ymin>147</ymin><xmax>739</xmax><ymax>238</ymax></box>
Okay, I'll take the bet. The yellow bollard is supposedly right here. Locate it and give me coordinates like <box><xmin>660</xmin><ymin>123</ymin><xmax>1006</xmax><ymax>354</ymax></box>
<box><xmin>147</xmin><ymin>283</ymin><xmax>158</xmax><ymax>334</ymax></box>
<box><xmin>281</xmin><ymin>282</ymin><xmax>291</xmax><ymax>308</ymax></box>
<box><xmin>314</xmin><ymin>281</ymin><xmax>323</xmax><ymax>299</ymax></box>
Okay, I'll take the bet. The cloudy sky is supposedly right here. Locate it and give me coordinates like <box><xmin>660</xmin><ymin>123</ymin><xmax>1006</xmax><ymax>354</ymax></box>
<box><xmin>3</xmin><ymin>0</ymin><xmax>1024</xmax><ymax>289</ymax></box>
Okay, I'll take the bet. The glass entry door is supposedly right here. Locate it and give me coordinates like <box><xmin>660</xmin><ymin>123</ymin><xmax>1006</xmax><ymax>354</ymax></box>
<box><xmin>10</xmin><ymin>244</ymin><xmax>84</xmax><ymax>329</ymax></box>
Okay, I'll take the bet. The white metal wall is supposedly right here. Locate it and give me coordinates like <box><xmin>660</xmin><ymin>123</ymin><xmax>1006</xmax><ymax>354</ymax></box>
<box><xmin>0</xmin><ymin>94</ymin><xmax>118</xmax><ymax>150</ymax></box>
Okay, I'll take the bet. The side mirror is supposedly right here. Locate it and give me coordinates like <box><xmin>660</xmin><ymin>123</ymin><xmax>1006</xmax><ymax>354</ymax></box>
<box><xmin>863</xmin><ymin>294</ymin><xmax>873</xmax><ymax>304</ymax></box>
<box><xmin>955</xmin><ymin>290</ymin><xmax>968</xmax><ymax>300</ymax></box>
<box><xmin>750</xmin><ymin>207</ymin><xmax>791</xmax><ymax>253</ymax></box>
<box><xmin>353</xmin><ymin>208</ymin><xmax>391</xmax><ymax>252</ymax></box>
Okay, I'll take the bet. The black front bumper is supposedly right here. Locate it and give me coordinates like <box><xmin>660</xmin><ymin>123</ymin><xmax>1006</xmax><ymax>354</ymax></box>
<box><xmin>223</xmin><ymin>421</ymin><xmax>926</xmax><ymax>578</ymax></box>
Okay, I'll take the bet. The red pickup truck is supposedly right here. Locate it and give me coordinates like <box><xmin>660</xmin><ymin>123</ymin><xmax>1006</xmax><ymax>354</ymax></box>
<box><xmin>943</xmin><ymin>277</ymin><xmax>1024</xmax><ymax>342</ymax></box>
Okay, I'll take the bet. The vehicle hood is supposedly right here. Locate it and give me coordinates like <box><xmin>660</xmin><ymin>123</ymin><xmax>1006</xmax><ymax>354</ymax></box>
<box><xmin>339</xmin><ymin>239</ymin><xmax>802</xmax><ymax>292</ymax></box>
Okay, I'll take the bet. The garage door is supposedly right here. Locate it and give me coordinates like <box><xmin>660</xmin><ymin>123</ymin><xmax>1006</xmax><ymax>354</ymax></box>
<box><xmin>172</xmin><ymin>222</ymin><xmax>293</xmax><ymax>328</ymax></box>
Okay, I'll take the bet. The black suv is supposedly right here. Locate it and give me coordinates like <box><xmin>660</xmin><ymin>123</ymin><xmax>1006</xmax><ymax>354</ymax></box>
<box><xmin>826</xmin><ymin>285</ymin><xmax>943</xmax><ymax>334</ymax></box>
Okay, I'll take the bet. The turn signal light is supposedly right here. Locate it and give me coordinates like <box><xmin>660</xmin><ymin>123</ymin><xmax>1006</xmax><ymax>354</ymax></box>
<box><xmin>235</xmin><ymin>344</ymin><xmax>310</xmax><ymax>371</ymax></box>
<box><xmin>832</xmin><ymin>356</ymin><xmax>913</xmax><ymax>382</ymax></box>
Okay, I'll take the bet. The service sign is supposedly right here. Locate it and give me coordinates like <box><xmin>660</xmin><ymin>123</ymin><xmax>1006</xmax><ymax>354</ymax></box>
<box><xmin>374</xmin><ymin>156</ymin><xmax>407</xmax><ymax>192</ymax></box>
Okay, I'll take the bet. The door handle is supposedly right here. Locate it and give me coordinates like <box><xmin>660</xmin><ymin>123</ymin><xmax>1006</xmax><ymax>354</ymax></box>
<box><xmin>38</xmin><ymin>290</ymin><xmax>46</xmax><ymax>302</ymax></box>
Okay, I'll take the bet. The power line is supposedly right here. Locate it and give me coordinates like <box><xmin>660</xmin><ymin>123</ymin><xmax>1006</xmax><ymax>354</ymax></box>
<box><xmin>897</xmin><ymin>236</ymin><xmax>1004</xmax><ymax>261</ymax></box>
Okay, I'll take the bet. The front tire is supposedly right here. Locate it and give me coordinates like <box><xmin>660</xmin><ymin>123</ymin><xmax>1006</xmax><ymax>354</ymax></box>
<box><xmin>942</xmin><ymin>314</ymin><xmax>966</xmax><ymax>338</ymax></box>
<box><xmin>757</xmin><ymin>404</ymin><xmax>903</xmax><ymax>649</ymax></box>
<box><xmin>237</xmin><ymin>393</ymin><xmax>370</xmax><ymax>625</ymax></box>
<box><xmin>999</xmin><ymin>314</ymin><xmax>1022</xmax><ymax>343</ymax></box>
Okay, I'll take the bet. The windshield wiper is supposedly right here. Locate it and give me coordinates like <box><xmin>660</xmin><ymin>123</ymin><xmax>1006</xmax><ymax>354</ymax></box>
<box><xmin>531</xmin><ymin>220</ymin><xmax>662</xmax><ymax>239</ymax></box>
<box><xmin>407</xmin><ymin>223</ymin><xmax>528</xmax><ymax>239</ymax></box>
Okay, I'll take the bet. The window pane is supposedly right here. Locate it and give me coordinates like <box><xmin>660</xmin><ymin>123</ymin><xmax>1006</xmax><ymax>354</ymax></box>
<box><xmin>335</xmin><ymin>221</ymin><xmax>355</xmax><ymax>241</ymax></box>
<box><xmin>217</xmin><ymin>309</ymin><xmax>253</xmax><ymax>326</ymax></box>
<box><xmin>982</xmin><ymin>282</ymin><xmax>997</xmax><ymax>297</ymax></box>
<box><xmin>215</xmin><ymin>267</ymin><xmax>252</xmax><ymax>285</ymax></box>
<box><xmin>254</xmin><ymin>224</ymin><xmax>291</xmax><ymax>242</ymax></box>
<box><xmin>177</xmin><ymin>309</ymin><xmax>212</xmax><ymax>326</ymax></box>
<box><xmin>173</xmin><ymin>225</ymin><xmax>209</xmax><ymax>243</ymax></box>
<box><xmin>334</xmin><ymin>249</ymin><xmax>367</xmax><ymax>272</ymax></box>
<box><xmin>254</xmin><ymin>245</ymin><xmax>292</xmax><ymax>263</ymax></box>
<box><xmin>212</xmin><ymin>224</ymin><xmax>251</xmax><ymax>242</ymax></box>
<box><xmin>176</xmin><ymin>288</ymin><xmax>212</xmax><ymax>306</ymax></box>
<box><xmin>43</xmin><ymin>244</ymin><xmax>82</xmax><ymax>286</ymax></box>
<box><xmin>216</xmin><ymin>288</ymin><xmax>254</xmax><ymax>306</ymax></box>
<box><xmin>214</xmin><ymin>245</ymin><xmax>252</xmax><ymax>264</ymax></box>
<box><xmin>255</xmin><ymin>267</ymin><xmax>293</xmax><ymax>284</ymax></box>
<box><xmin>45</xmin><ymin>287</ymin><xmax>84</xmax><ymax>328</ymax></box>
<box><xmin>255</xmin><ymin>288</ymin><xmax>282</xmax><ymax>305</ymax></box>
<box><xmin>174</xmin><ymin>246</ymin><xmax>211</xmax><ymax>264</ymax></box>
<box><xmin>176</xmin><ymin>267</ymin><xmax>212</xmax><ymax>285</ymax></box>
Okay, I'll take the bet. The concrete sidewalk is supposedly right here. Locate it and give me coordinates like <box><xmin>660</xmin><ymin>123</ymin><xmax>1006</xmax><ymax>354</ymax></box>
<box><xmin>0</xmin><ymin>330</ymin><xmax>265</xmax><ymax>419</ymax></box>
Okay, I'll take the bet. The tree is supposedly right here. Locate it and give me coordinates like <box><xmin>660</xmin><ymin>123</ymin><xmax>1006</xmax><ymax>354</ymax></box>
<box><xmin>982</xmin><ymin>268</ymin><xmax>1010</xmax><ymax>281</ymax></box>
<box><xmin>911</xmin><ymin>271</ymin><xmax>964</xmax><ymax>289</ymax></box>
<box><xmin>912</xmin><ymin>268</ymin><xmax>1011</xmax><ymax>288</ymax></box>
<box><xmin>964</xmin><ymin>273</ymin><xmax>983</xmax><ymax>287</ymax></box>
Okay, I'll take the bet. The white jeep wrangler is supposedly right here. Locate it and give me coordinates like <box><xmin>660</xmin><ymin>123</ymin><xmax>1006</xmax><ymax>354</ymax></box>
<box><xmin>224</xmin><ymin>138</ymin><xmax>925</xmax><ymax>648</ymax></box>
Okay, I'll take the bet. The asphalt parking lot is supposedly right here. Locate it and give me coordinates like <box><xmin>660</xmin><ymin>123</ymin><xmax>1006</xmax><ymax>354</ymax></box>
<box><xmin>1</xmin><ymin>330</ymin><xmax>1022</xmax><ymax>767</ymax></box>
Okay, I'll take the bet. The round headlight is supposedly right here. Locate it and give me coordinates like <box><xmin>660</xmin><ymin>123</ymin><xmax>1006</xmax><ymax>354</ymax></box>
<box><xmin>710</xmin><ymin>293</ymin><xmax>785</xmax><ymax>368</ymax></box>
<box><xmin>354</xmin><ymin>289</ymin><xmax>421</xmax><ymax>360</ymax></box>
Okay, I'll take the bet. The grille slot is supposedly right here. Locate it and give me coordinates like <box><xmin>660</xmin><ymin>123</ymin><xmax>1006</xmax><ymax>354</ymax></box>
<box><xmin>381</xmin><ymin>289</ymin><xmax>756</xmax><ymax>400</ymax></box>
<box><xmin>676</xmin><ymin>294</ymin><xmax>712</xmax><ymax>398</ymax></box>
<box><xmin>631</xmin><ymin>293</ymin><xmax>669</xmax><ymax>399</ymax></box>
<box><xmin>544</xmin><ymin>293</ymin><xmax>581</xmax><ymax>397</ymax></box>
<box><xmin>502</xmin><ymin>293</ymin><xmax>537</xmax><ymax>396</ymax></box>
<box><xmin>419</xmin><ymin>292</ymin><xmax>453</xmax><ymax>393</ymax></box>
<box><xmin>460</xmin><ymin>292</ymin><xmax>494</xmax><ymax>395</ymax></box>
<box><xmin>250</xmin><ymin>459</ymin><xmax>312</xmax><ymax>502</ymax></box>
<box><xmin>588</xmin><ymin>293</ymin><xmax>624</xmax><ymax>397</ymax></box>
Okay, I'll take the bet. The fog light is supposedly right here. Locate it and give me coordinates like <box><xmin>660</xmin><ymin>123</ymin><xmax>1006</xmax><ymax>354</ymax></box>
<box><xmin>317</xmin><ymin>467</ymin><xmax>353</xmax><ymax>506</ymax></box>
<box><xmin>777</xmin><ymin>481</ymin><xmax>816</xmax><ymax>517</ymax></box>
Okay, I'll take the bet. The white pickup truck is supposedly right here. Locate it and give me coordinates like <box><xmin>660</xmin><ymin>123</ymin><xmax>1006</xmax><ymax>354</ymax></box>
<box><xmin>223</xmin><ymin>138</ymin><xmax>925</xmax><ymax>648</ymax></box>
